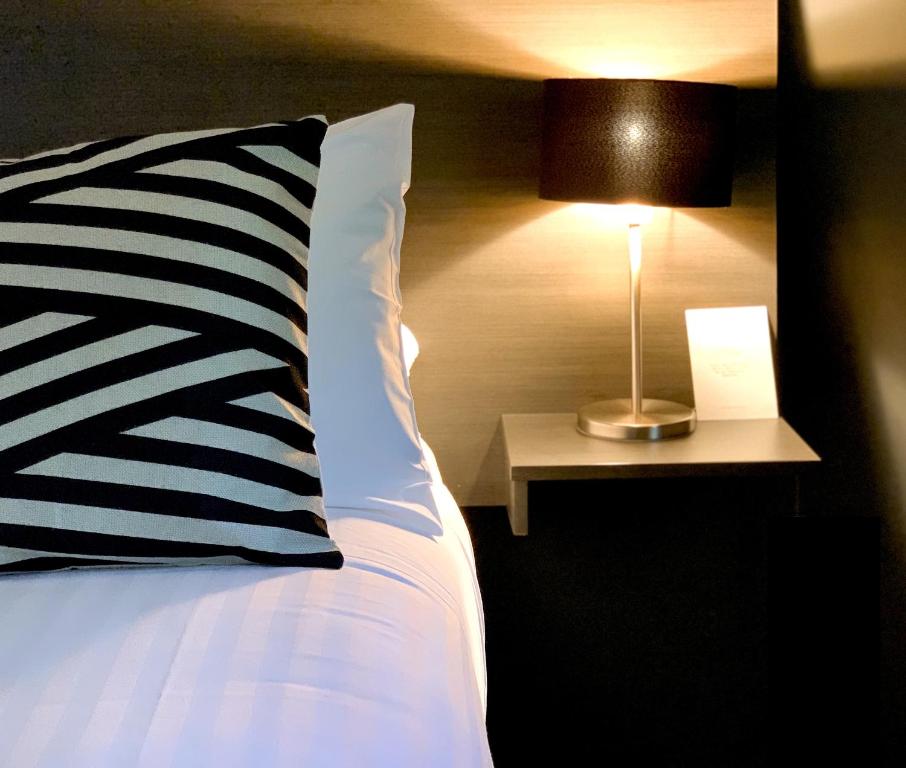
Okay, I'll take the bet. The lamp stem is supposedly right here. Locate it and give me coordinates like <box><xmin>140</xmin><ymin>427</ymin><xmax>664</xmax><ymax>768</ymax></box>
<box><xmin>628</xmin><ymin>223</ymin><xmax>643</xmax><ymax>418</ymax></box>
<box><xmin>576</xmin><ymin>215</ymin><xmax>694</xmax><ymax>441</ymax></box>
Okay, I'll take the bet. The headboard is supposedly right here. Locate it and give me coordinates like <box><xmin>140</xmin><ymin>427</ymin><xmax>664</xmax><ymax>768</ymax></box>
<box><xmin>1</xmin><ymin>0</ymin><xmax>777</xmax><ymax>506</ymax></box>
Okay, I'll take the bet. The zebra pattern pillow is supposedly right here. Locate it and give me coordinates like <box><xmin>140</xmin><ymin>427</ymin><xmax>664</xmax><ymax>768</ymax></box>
<box><xmin>0</xmin><ymin>118</ymin><xmax>343</xmax><ymax>572</ymax></box>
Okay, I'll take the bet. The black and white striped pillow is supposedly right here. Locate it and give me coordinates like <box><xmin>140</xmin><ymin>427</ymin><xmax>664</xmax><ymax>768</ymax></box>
<box><xmin>0</xmin><ymin>118</ymin><xmax>343</xmax><ymax>572</ymax></box>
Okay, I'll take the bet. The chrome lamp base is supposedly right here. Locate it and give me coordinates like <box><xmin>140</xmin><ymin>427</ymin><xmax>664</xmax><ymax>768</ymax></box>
<box><xmin>577</xmin><ymin>398</ymin><xmax>696</xmax><ymax>441</ymax></box>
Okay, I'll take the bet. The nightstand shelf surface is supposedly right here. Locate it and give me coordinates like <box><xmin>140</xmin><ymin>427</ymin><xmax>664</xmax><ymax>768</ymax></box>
<box><xmin>501</xmin><ymin>413</ymin><xmax>820</xmax><ymax>535</ymax></box>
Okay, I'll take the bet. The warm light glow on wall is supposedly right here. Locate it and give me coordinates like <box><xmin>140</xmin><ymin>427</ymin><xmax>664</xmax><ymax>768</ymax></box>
<box><xmin>801</xmin><ymin>0</ymin><xmax>906</xmax><ymax>84</ymax></box>
<box><xmin>574</xmin><ymin>60</ymin><xmax>663</xmax><ymax>81</ymax></box>
<box><xmin>569</xmin><ymin>203</ymin><xmax>661</xmax><ymax>229</ymax></box>
<box><xmin>195</xmin><ymin>0</ymin><xmax>776</xmax><ymax>85</ymax></box>
<box><xmin>422</xmin><ymin>0</ymin><xmax>776</xmax><ymax>83</ymax></box>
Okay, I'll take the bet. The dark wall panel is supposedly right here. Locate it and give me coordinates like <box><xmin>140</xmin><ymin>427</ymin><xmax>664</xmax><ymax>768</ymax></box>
<box><xmin>777</xmin><ymin>1</ymin><xmax>901</xmax><ymax>761</ymax></box>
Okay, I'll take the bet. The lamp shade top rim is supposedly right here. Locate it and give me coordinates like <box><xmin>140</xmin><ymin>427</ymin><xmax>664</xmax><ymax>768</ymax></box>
<box><xmin>541</xmin><ymin>76</ymin><xmax>738</xmax><ymax>90</ymax></box>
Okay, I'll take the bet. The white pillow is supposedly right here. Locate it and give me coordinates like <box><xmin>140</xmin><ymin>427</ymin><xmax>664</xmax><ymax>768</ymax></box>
<box><xmin>308</xmin><ymin>105</ymin><xmax>437</xmax><ymax>530</ymax></box>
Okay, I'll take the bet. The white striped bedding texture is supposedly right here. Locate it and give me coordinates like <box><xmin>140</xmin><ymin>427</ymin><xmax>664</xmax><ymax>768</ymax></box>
<box><xmin>0</xmin><ymin>458</ymin><xmax>493</xmax><ymax>768</ymax></box>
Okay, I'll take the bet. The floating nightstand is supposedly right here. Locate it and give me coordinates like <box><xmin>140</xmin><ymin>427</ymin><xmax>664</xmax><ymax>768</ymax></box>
<box><xmin>501</xmin><ymin>413</ymin><xmax>820</xmax><ymax>536</ymax></box>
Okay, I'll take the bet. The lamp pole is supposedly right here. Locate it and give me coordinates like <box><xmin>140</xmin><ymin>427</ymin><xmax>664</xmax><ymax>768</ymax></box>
<box><xmin>628</xmin><ymin>221</ymin><xmax>643</xmax><ymax>419</ymax></box>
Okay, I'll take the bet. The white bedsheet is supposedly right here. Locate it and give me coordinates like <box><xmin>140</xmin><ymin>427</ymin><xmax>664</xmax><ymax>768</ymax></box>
<box><xmin>0</xmin><ymin>445</ymin><xmax>491</xmax><ymax>768</ymax></box>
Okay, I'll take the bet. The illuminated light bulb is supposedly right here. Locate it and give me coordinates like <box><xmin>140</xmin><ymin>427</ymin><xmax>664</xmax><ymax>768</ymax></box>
<box><xmin>620</xmin><ymin>204</ymin><xmax>655</xmax><ymax>225</ymax></box>
<box><xmin>626</xmin><ymin>122</ymin><xmax>645</xmax><ymax>143</ymax></box>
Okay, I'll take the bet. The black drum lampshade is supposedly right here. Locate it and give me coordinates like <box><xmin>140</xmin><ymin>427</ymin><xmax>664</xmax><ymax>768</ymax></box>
<box><xmin>539</xmin><ymin>78</ymin><xmax>738</xmax><ymax>207</ymax></box>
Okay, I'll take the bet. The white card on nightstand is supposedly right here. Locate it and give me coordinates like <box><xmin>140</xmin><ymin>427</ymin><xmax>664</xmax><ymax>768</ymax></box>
<box><xmin>685</xmin><ymin>306</ymin><xmax>779</xmax><ymax>421</ymax></box>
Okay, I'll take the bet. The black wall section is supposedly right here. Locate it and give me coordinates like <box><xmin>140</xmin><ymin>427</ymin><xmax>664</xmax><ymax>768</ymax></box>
<box><xmin>777</xmin><ymin>1</ymin><xmax>906</xmax><ymax>519</ymax></box>
<box><xmin>778</xmin><ymin>0</ymin><xmax>899</xmax><ymax>762</ymax></box>
<box><xmin>467</xmin><ymin>477</ymin><xmax>792</xmax><ymax>767</ymax></box>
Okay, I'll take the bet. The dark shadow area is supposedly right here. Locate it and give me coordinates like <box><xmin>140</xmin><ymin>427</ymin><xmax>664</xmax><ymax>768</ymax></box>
<box><xmin>467</xmin><ymin>487</ymin><xmax>880</xmax><ymax>767</ymax></box>
<box><xmin>465</xmin><ymin>475</ymin><xmax>798</xmax><ymax>767</ymax></box>
<box><xmin>768</xmin><ymin>517</ymin><xmax>880</xmax><ymax>765</ymax></box>
<box><xmin>778</xmin><ymin>0</ymin><xmax>900</xmax><ymax>762</ymax></box>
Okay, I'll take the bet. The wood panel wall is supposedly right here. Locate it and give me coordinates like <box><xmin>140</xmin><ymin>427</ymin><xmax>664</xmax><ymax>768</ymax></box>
<box><xmin>0</xmin><ymin>0</ymin><xmax>777</xmax><ymax>506</ymax></box>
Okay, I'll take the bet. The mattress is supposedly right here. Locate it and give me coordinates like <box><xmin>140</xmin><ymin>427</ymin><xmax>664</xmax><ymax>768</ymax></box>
<box><xmin>0</xmin><ymin>443</ymin><xmax>491</xmax><ymax>768</ymax></box>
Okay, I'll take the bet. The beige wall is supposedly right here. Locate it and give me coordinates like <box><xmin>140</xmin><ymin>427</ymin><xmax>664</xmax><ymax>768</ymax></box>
<box><xmin>0</xmin><ymin>0</ymin><xmax>778</xmax><ymax>506</ymax></box>
<box><xmin>401</xmin><ymin>2</ymin><xmax>777</xmax><ymax>504</ymax></box>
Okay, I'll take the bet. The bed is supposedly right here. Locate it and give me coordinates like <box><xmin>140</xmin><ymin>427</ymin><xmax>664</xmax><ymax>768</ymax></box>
<box><xmin>0</xmin><ymin>441</ymin><xmax>491</xmax><ymax>768</ymax></box>
<box><xmin>0</xmin><ymin>104</ymin><xmax>494</xmax><ymax>765</ymax></box>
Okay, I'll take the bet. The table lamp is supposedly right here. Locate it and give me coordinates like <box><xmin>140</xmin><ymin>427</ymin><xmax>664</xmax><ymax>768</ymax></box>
<box><xmin>539</xmin><ymin>78</ymin><xmax>737</xmax><ymax>440</ymax></box>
